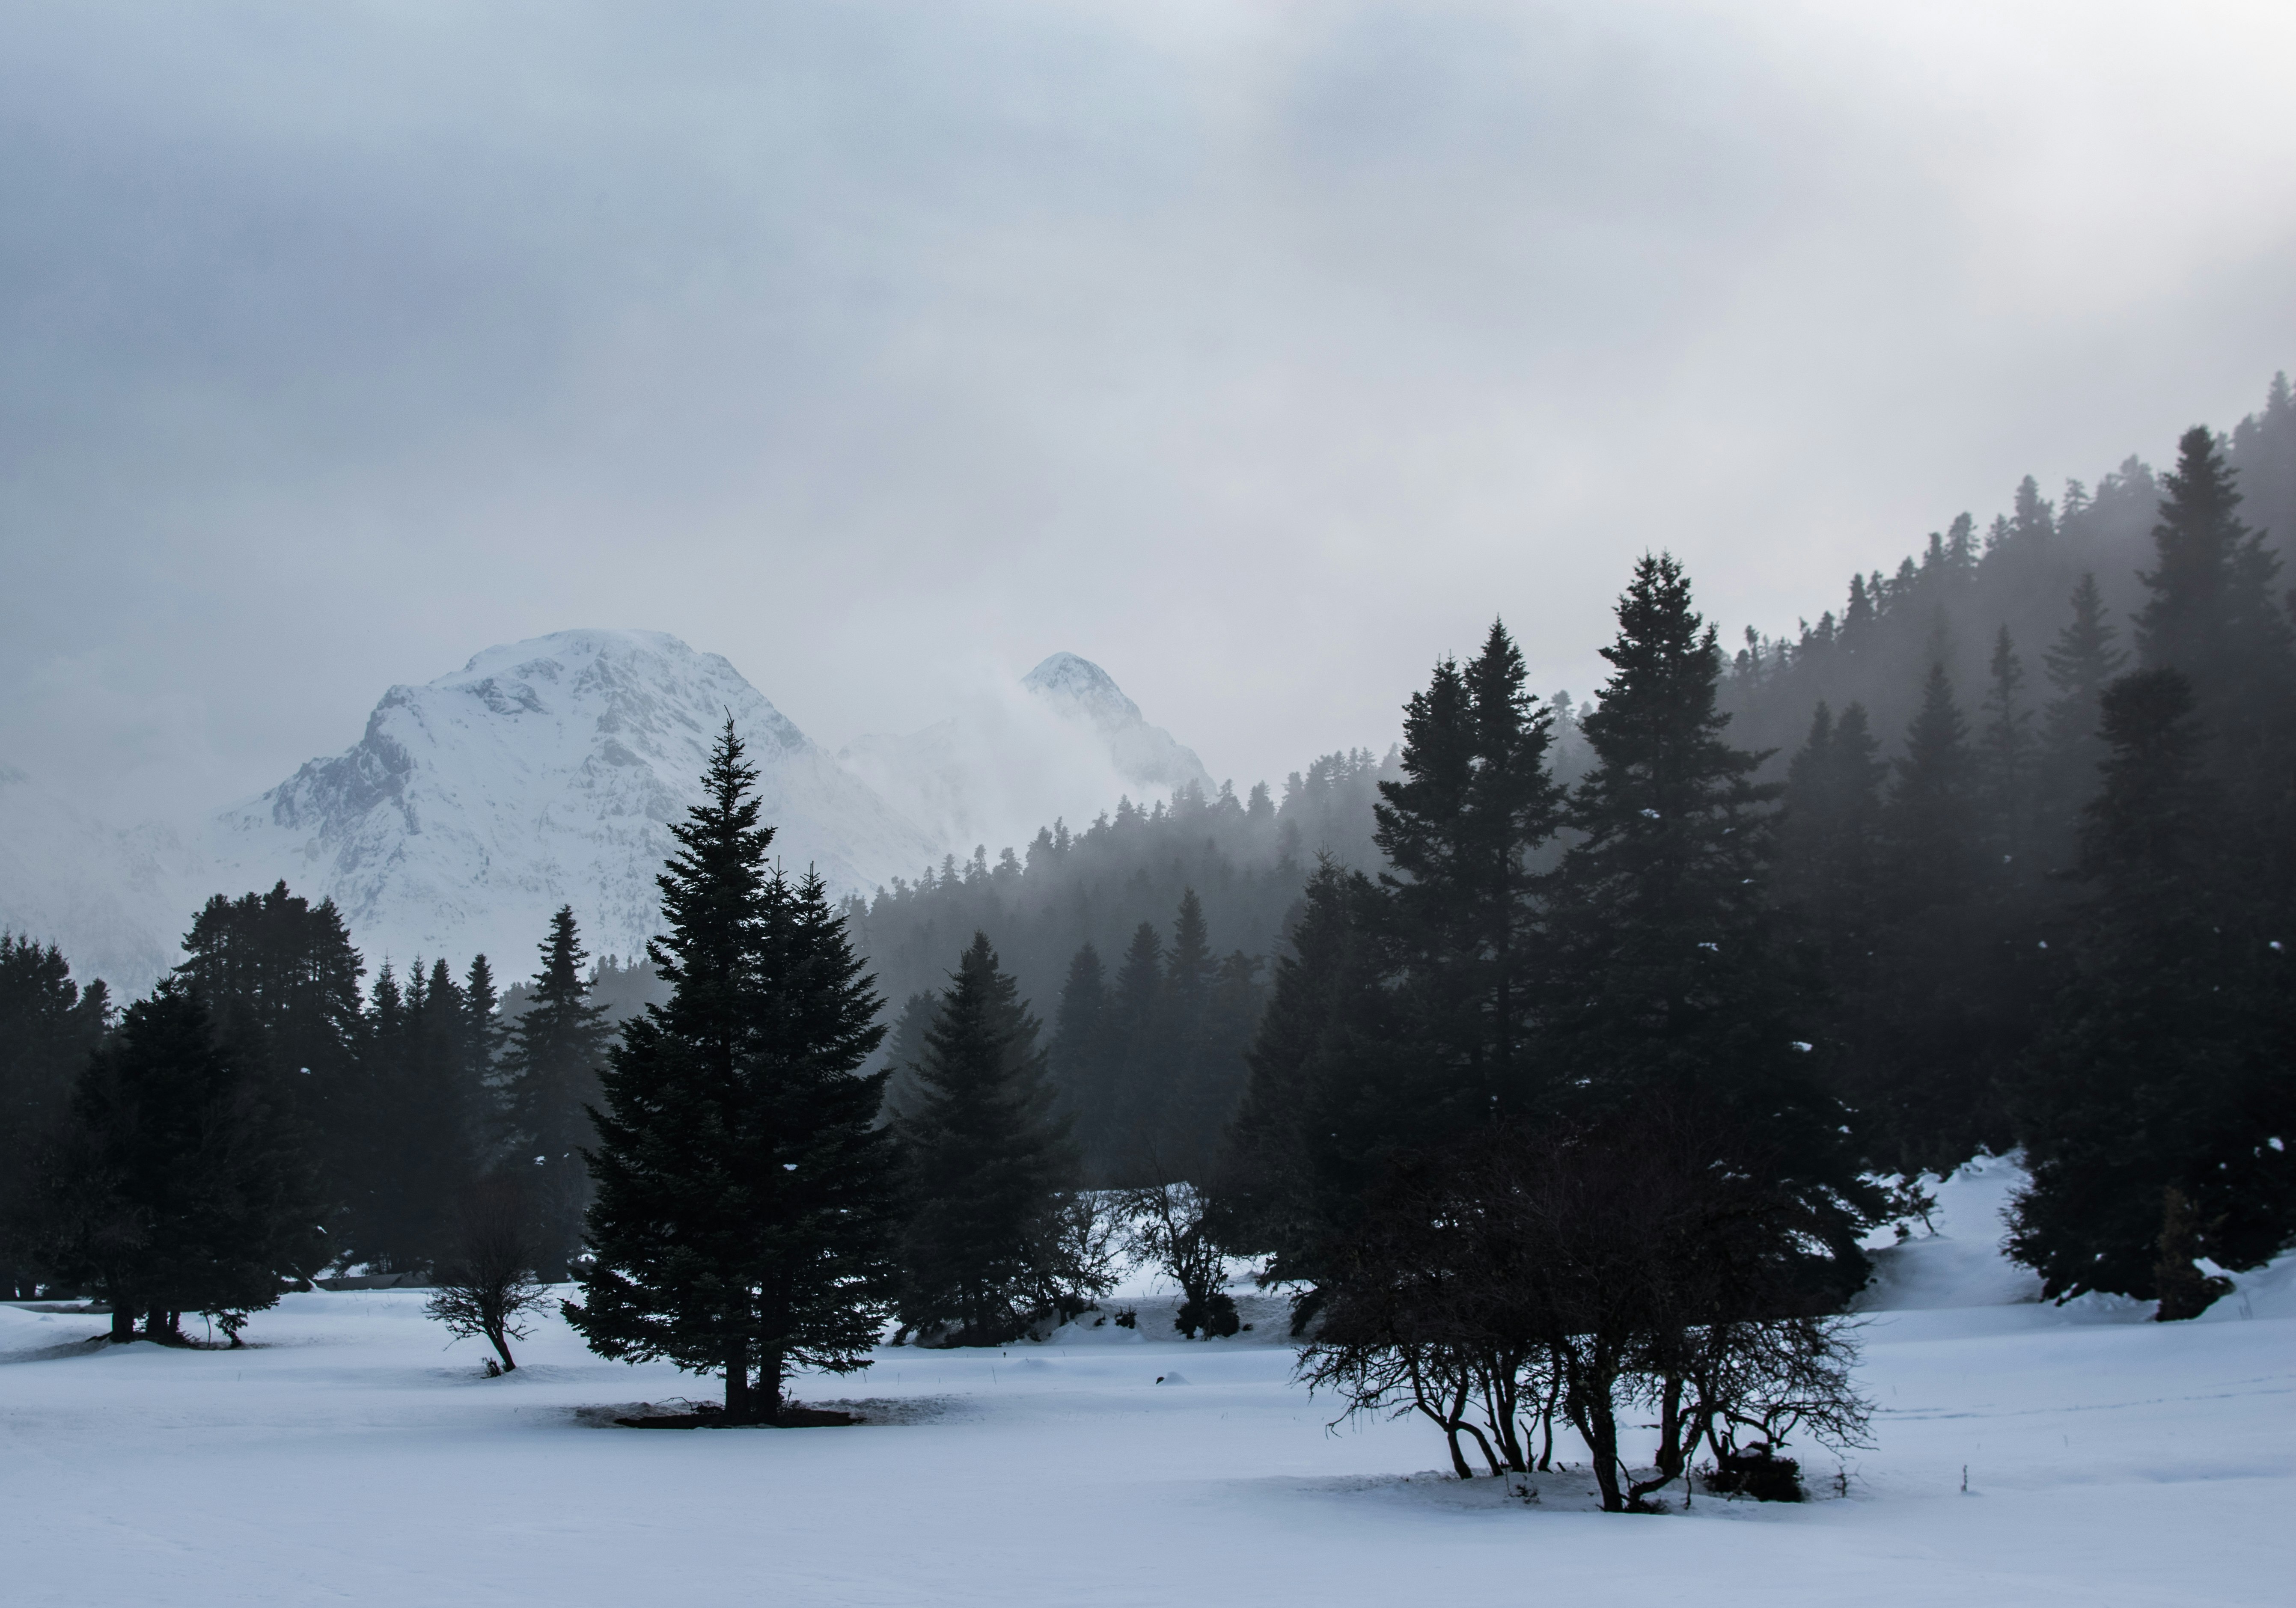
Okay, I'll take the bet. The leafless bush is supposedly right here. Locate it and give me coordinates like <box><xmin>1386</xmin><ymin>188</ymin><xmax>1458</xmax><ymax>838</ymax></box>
<box><xmin>1301</xmin><ymin>1106</ymin><xmax>1872</xmax><ymax>1510</ymax></box>
<box><xmin>425</xmin><ymin>1177</ymin><xmax>552</xmax><ymax>1373</ymax></box>
<box><xmin>1118</xmin><ymin>1180</ymin><xmax>1237</xmax><ymax>1338</ymax></box>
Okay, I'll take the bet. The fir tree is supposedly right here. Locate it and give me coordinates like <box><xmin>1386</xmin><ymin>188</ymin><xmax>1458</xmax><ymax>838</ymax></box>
<box><xmin>568</xmin><ymin>722</ymin><xmax>900</xmax><ymax>1421</ymax></box>
<box><xmin>1547</xmin><ymin>554</ymin><xmax>1873</xmax><ymax>1293</ymax></box>
<box><xmin>1217</xmin><ymin>860</ymin><xmax>1400</xmax><ymax>1294</ymax></box>
<box><xmin>1372</xmin><ymin>620</ymin><xmax>1564</xmax><ymax>1129</ymax></box>
<box><xmin>1978</xmin><ymin>628</ymin><xmax>2035</xmax><ymax>873</ymax></box>
<box><xmin>1856</xmin><ymin>660</ymin><xmax>2025</xmax><ymax>1168</ymax></box>
<box><xmin>1103</xmin><ymin>920</ymin><xmax>1166</xmax><ymax>1180</ymax></box>
<box><xmin>2135</xmin><ymin>424</ymin><xmax>2296</xmax><ymax>927</ymax></box>
<box><xmin>2010</xmin><ymin>669</ymin><xmax>2294</xmax><ymax>1309</ymax></box>
<box><xmin>2037</xmin><ymin>574</ymin><xmax>2126</xmax><ymax>860</ymax></box>
<box><xmin>501</xmin><ymin>907</ymin><xmax>613</xmax><ymax>1278</ymax></box>
<box><xmin>1047</xmin><ymin>942</ymin><xmax>1111</xmax><ymax>1171</ymax></box>
<box><xmin>894</xmin><ymin>933</ymin><xmax>1079</xmax><ymax>1343</ymax></box>
<box><xmin>2136</xmin><ymin>427</ymin><xmax>2292</xmax><ymax>724</ymax></box>
<box><xmin>175</xmin><ymin>883</ymin><xmax>363</xmax><ymax>1222</ymax></box>
<box><xmin>1886</xmin><ymin>662</ymin><xmax>1982</xmax><ymax>905</ymax></box>
<box><xmin>1777</xmin><ymin>701</ymin><xmax>1885</xmax><ymax>978</ymax></box>
<box><xmin>34</xmin><ymin>979</ymin><xmax>322</xmax><ymax>1343</ymax></box>
<box><xmin>0</xmin><ymin>936</ymin><xmax>112</xmax><ymax>1298</ymax></box>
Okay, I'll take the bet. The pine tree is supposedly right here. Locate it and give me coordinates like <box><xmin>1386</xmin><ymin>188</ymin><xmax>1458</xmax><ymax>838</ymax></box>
<box><xmin>568</xmin><ymin>722</ymin><xmax>900</xmax><ymax>1421</ymax></box>
<box><xmin>1373</xmin><ymin>620</ymin><xmax>1564</xmax><ymax>1130</ymax></box>
<box><xmin>501</xmin><ymin>907</ymin><xmax>613</xmax><ymax>1278</ymax></box>
<box><xmin>2037</xmin><ymin>574</ymin><xmax>2126</xmax><ymax>861</ymax></box>
<box><xmin>175</xmin><ymin>883</ymin><xmax>363</xmax><ymax>1223</ymax></box>
<box><xmin>2137</xmin><ymin>427</ymin><xmax>2292</xmax><ymax>722</ymax></box>
<box><xmin>1217</xmin><ymin>860</ymin><xmax>1400</xmax><ymax>1293</ymax></box>
<box><xmin>34</xmin><ymin>979</ymin><xmax>322</xmax><ymax>1343</ymax></box>
<box><xmin>2135</xmin><ymin>424</ymin><xmax>2296</xmax><ymax>927</ymax></box>
<box><xmin>2010</xmin><ymin>669</ymin><xmax>2294</xmax><ymax>1309</ymax></box>
<box><xmin>895</xmin><ymin>933</ymin><xmax>1079</xmax><ymax>1343</ymax></box>
<box><xmin>1853</xmin><ymin>661</ymin><xmax>2027</xmax><ymax>1168</ymax></box>
<box><xmin>1547</xmin><ymin>554</ymin><xmax>1872</xmax><ymax>1293</ymax></box>
<box><xmin>1103</xmin><ymin>920</ymin><xmax>1166</xmax><ymax>1180</ymax></box>
<box><xmin>0</xmin><ymin>936</ymin><xmax>112</xmax><ymax>1298</ymax></box>
<box><xmin>1777</xmin><ymin>701</ymin><xmax>1885</xmax><ymax>973</ymax></box>
<box><xmin>1886</xmin><ymin>663</ymin><xmax>1982</xmax><ymax>905</ymax></box>
<box><xmin>1048</xmin><ymin>942</ymin><xmax>1112</xmax><ymax>1174</ymax></box>
<box><xmin>1978</xmin><ymin>628</ymin><xmax>2036</xmax><ymax>873</ymax></box>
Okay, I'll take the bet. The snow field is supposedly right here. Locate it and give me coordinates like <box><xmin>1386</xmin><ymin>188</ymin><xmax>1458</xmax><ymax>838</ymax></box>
<box><xmin>3</xmin><ymin>1162</ymin><xmax>2290</xmax><ymax>1607</ymax></box>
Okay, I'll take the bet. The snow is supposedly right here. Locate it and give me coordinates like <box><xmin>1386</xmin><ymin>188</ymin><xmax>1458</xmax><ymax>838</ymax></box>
<box><xmin>0</xmin><ymin>635</ymin><xmax>1210</xmax><ymax>995</ymax></box>
<box><xmin>204</xmin><ymin>629</ymin><xmax>940</xmax><ymax>978</ymax></box>
<box><xmin>5</xmin><ymin>1166</ymin><xmax>2290</xmax><ymax>1605</ymax></box>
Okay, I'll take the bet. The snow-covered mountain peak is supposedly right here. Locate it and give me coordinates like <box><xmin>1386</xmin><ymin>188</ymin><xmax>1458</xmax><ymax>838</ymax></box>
<box><xmin>1022</xmin><ymin>652</ymin><xmax>1144</xmax><ymax>731</ymax></box>
<box><xmin>212</xmin><ymin>630</ymin><xmax>934</xmax><ymax>975</ymax></box>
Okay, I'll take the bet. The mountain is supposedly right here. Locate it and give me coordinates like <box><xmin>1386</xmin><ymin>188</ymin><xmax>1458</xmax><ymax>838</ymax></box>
<box><xmin>206</xmin><ymin>630</ymin><xmax>937</xmax><ymax>979</ymax></box>
<box><xmin>839</xmin><ymin>652</ymin><xmax>1214</xmax><ymax>859</ymax></box>
<box><xmin>0</xmin><ymin>635</ymin><xmax>1215</xmax><ymax>996</ymax></box>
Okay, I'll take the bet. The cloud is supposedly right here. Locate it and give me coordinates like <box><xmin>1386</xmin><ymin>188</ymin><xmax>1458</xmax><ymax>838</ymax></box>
<box><xmin>1</xmin><ymin>0</ymin><xmax>2290</xmax><ymax>823</ymax></box>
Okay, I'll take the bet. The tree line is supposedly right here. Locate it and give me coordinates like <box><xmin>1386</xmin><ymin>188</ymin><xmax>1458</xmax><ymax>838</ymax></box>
<box><xmin>0</xmin><ymin>386</ymin><xmax>2285</xmax><ymax>1500</ymax></box>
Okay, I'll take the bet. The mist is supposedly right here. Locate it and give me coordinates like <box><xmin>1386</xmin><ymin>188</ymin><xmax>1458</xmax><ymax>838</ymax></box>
<box><xmin>4</xmin><ymin>0</ymin><xmax>2291</xmax><ymax>824</ymax></box>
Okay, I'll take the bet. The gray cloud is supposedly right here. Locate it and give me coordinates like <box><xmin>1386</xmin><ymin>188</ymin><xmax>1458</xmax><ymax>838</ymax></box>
<box><xmin>3</xmin><ymin>0</ymin><xmax>2292</xmax><ymax>821</ymax></box>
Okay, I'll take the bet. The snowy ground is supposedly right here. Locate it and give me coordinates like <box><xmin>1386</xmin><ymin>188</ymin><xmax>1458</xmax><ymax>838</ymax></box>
<box><xmin>4</xmin><ymin>1160</ymin><xmax>2289</xmax><ymax>1607</ymax></box>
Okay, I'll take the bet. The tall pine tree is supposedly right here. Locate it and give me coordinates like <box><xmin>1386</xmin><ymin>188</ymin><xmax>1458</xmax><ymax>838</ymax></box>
<box><xmin>894</xmin><ymin>933</ymin><xmax>1079</xmax><ymax>1344</ymax></box>
<box><xmin>501</xmin><ymin>907</ymin><xmax>613</xmax><ymax>1278</ymax></box>
<box><xmin>569</xmin><ymin>723</ymin><xmax>900</xmax><ymax>1421</ymax></box>
<box><xmin>1372</xmin><ymin>620</ymin><xmax>1564</xmax><ymax>1133</ymax></box>
<box><xmin>0</xmin><ymin>936</ymin><xmax>111</xmax><ymax>1297</ymax></box>
<box><xmin>2010</xmin><ymin>669</ymin><xmax>2294</xmax><ymax>1311</ymax></box>
<box><xmin>1547</xmin><ymin>553</ymin><xmax>1873</xmax><ymax>1292</ymax></box>
<box><xmin>34</xmin><ymin>979</ymin><xmax>322</xmax><ymax>1342</ymax></box>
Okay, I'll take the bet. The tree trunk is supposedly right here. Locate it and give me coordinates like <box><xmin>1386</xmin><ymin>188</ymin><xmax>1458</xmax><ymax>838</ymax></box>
<box><xmin>723</xmin><ymin>1347</ymin><xmax>752</xmax><ymax>1423</ymax></box>
<box><xmin>107</xmin><ymin>1294</ymin><xmax>135</xmax><ymax>1343</ymax></box>
<box><xmin>759</xmin><ymin>1345</ymin><xmax>786</xmax><ymax>1425</ymax></box>
<box><xmin>1566</xmin><ymin>1356</ymin><xmax>1627</xmax><ymax>1512</ymax></box>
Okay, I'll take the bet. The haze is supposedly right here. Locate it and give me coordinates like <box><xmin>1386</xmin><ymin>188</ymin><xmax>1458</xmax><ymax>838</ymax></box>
<box><xmin>5</xmin><ymin>0</ymin><xmax>2293</xmax><ymax>817</ymax></box>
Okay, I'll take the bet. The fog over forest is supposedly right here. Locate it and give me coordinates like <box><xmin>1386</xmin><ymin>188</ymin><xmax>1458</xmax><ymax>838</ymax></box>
<box><xmin>2</xmin><ymin>7</ymin><xmax>2292</xmax><ymax>1603</ymax></box>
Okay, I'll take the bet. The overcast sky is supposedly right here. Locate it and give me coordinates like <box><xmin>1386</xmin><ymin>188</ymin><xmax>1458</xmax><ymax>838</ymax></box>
<box><xmin>5</xmin><ymin>0</ymin><xmax>2293</xmax><ymax>818</ymax></box>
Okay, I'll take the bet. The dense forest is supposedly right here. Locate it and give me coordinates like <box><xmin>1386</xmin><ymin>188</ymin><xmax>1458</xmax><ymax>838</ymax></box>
<box><xmin>0</xmin><ymin>377</ymin><xmax>2288</xmax><ymax>1481</ymax></box>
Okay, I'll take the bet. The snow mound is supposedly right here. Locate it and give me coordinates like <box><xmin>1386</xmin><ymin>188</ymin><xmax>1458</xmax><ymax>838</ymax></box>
<box><xmin>1856</xmin><ymin>1155</ymin><xmax>2043</xmax><ymax>1312</ymax></box>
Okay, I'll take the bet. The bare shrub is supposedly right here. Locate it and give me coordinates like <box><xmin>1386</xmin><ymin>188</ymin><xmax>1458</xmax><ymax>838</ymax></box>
<box><xmin>1118</xmin><ymin>1180</ymin><xmax>1237</xmax><ymax>1338</ymax></box>
<box><xmin>425</xmin><ymin>1177</ymin><xmax>552</xmax><ymax>1373</ymax></box>
<box><xmin>1301</xmin><ymin>1106</ymin><xmax>1871</xmax><ymax>1510</ymax></box>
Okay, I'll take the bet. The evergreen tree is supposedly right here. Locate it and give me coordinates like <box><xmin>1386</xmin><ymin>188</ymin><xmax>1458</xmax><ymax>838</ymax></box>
<box><xmin>175</xmin><ymin>883</ymin><xmax>363</xmax><ymax>1222</ymax></box>
<box><xmin>2010</xmin><ymin>669</ymin><xmax>2294</xmax><ymax>1310</ymax></box>
<box><xmin>569</xmin><ymin>722</ymin><xmax>900</xmax><ymax>1421</ymax></box>
<box><xmin>1885</xmin><ymin>662</ymin><xmax>1983</xmax><ymax>905</ymax></box>
<box><xmin>1047</xmin><ymin>942</ymin><xmax>1111</xmax><ymax>1168</ymax></box>
<box><xmin>1102</xmin><ymin>920</ymin><xmax>1166</xmax><ymax>1180</ymax></box>
<box><xmin>1547</xmin><ymin>554</ymin><xmax>1872</xmax><ymax>1293</ymax></box>
<box><xmin>0</xmin><ymin>936</ymin><xmax>111</xmax><ymax>1298</ymax></box>
<box><xmin>501</xmin><ymin>907</ymin><xmax>613</xmax><ymax>1279</ymax></box>
<box><xmin>33</xmin><ymin>978</ymin><xmax>322</xmax><ymax>1343</ymax></box>
<box><xmin>1776</xmin><ymin>702</ymin><xmax>1885</xmax><ymax>1006</ymax></box>
<box><xmin>1372</xmin><ymin>620</ymin><xmax>1564</xmax><ymax>1131</ymax></box>
<box><xmin>894</xmin><ymin>933</ymin><xmax>1080</xmax><ymax>1343</ymax></box>
<box><xmin>2136</xmin><ymin>427</ymin><xmax>2293</xmax><ymax>727</ymax></box>
<box><xmin>1978</xmin><ymin>628</ymin><xmax>2036</xmax><ymax>873</ymax></box>
<box><xmin>1853</xmin><ymin>661</ymin><xmax>2025</xmax><ymax>1168</ymax></box>
<box><xmin>2135</xmin><ymin>424</ymin><xmax>2296</xmax><ymax>927</ymax></box>
<box><xmin>2037</xmin><ymin>574</ymin><xmax>2127</xmax><ymax>861</ymax></box>
<box><xmin>1217</xmin><ymin>860</ymin><xmax>1400</xmax><ymax>1294</ymax></box>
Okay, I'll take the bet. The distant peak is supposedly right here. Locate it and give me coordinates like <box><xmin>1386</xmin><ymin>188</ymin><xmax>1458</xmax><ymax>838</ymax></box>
<box><xmin>455</xmin><ymin>628</ymin><xmax>699</xmax><ymax>680</ymax></box>
<box><xmin>1022</xmin><ymin>653</ymin><xmax>1142</xmax><ymax>724</ymax></box>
